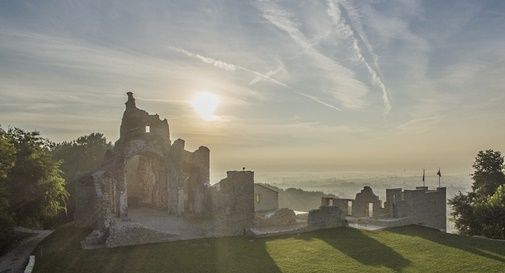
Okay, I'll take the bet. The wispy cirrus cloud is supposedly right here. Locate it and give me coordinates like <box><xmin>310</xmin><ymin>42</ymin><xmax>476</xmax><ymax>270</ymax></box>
<box><xmin>168</xmin><ymin>46</ymin><xmax>237</xmax><ymax>71</ymax></box>
<box><xmin>256</xmin><ymin>0</ymin><xmax>312</xmax><ymax>50</ymax></box>
<box><xmin>327</xmin><ymin>0</ymin><xmax>392</xmax><ymax>114</ymax></box>
<box><xmin>167</xmin><ymin>45</ymin><xmax>342</xmax><ymax>111</ymax></box>
<box><xmin>168</xmin><ymin>45</ymin><xmax>289</xmax><ymax>87</ymax></box>
<box><xmin>396</xmin><ymin>115</ymin><xmax>444</xmax><ymax>134</ymax></box>
<box><xmin>2</xmin><ymin>0</ymin><xmax>505</xmax><ymax>172</ymax></box>
<box><xmin>254</xmin><ymin>0</ymin><xmax>384</xmax><ymax>111</ymax></box>
<box><xmin>249</xmin><ymin>63</ymin><xmax>285</xmax><ymax>86</ymax></box>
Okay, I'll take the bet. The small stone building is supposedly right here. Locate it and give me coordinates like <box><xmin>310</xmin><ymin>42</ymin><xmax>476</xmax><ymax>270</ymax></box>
<box><xmin>210</xmin><ymin>171</ymin><xmax>255</xmax><ymax>235</ymax></box>
<box><xmin>321</xmin><ymin>186</ymin><xmax>387</xmax><ymax>218</ymax></box>
<box><xmin>384</xmin><ymin>186</ymin><xmax>446</xmax><ymax>231</ymax></box>
<box><xmin>352</xmin><ymin>186</ymin><xmax>388</xmax><ymax>218</ymax></box>
<box><xmin>321</xmin><ymin>186</ymin><xmax>447</xmax><ymax>231</ymax></box>
<box><xmin>254</xmin><ymin>183</ymin><xmax>279</xmax><ymax>212</ymax></box>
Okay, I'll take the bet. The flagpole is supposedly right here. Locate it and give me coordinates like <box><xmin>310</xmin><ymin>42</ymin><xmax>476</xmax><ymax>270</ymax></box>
<box><xmin>423</xmin><ymin>168</ymin><xmax>425</xmax><ymax>187</ymax></box>
<box><xmin>437</xmin><ymin>168</ymin><xmax>441</xmax><ymax>188</ymax></box>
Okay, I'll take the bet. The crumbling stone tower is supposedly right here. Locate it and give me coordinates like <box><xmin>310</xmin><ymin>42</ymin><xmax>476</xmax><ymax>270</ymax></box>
<box><xmin>75</xmin><ymin>92</ymin><xmax>210</xmax><ymax>228</ymax></box>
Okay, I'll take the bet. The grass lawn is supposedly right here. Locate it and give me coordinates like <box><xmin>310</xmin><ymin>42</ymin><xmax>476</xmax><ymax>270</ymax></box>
<box><xmin>33</xmin><ymin>224</ymin><xmax>505</xmax><ymax>273</ymax></box>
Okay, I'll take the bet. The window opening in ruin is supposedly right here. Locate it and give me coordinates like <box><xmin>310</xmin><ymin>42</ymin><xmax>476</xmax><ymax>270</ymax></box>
<box><xmin>329</xmin><ymin>199</ymin><xmax>334</xmax><ymax>206</ymax></box>
<box><xmin>347</xmin><ymin>200</ymin><xmax>352</xmax><ymax>215</ymax></box>
<box><xmin>368</xmin><ymin>202</ymin><xmax>374</xmax><ymax>217</ymax></box>
<box><xmin>256</xmin><ymin>193</ymin><xmax>261</xmax><ymax>203</ymax></box>
<box><xmin>145</xmin><ymin>125</ymin><xmax>150</xmax><ymax>133</ymax></box>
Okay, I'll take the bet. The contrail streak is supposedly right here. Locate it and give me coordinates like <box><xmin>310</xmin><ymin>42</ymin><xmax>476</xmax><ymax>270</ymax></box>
<box><xmin>249</xmin><ymin>64</ymin><xmax>284</xmax><ymax>86</ymax></box>
<box><xmin>168</xmin><ymin>46</ymin><xmax>341</xmax><ymax>111</ymax></box>
<box><xmin>327</xmin><ymin>0</ymin><xmax>392</xmax><ymax>114</ymax></box>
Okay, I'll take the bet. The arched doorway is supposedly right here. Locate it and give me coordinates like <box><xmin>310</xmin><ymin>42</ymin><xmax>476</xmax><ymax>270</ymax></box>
<box><xmin>124</xmin><ymin>154</ymin><xmax>163</xmax><ymax>209</ymax></box>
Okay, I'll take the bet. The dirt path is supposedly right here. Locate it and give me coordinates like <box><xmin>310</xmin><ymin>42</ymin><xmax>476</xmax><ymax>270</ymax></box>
<box><xmin>0</xmin><ymin>228</ymin><xmax>52</xmax><ymax>273</ymax></box>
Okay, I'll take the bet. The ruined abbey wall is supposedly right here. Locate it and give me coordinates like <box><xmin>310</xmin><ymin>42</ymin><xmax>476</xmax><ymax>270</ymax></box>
<box><xmin>75</xmin><ymin>92</ymin><xmax>211</xmax><ymax>229</ymax></box>
<box><xmin>74</xmin><ymin>92</ymin><xmax>258</xmax><ymax>248</ymax></box>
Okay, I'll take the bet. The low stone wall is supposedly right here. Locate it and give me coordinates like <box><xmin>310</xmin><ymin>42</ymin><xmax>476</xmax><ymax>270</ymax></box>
<box><xmin>346</xmin><ymin>216</ymin><xmax>413</xmax><ymax>230</ymax></box>
<box><xmin>105</xmin><ymin>221</ymin><xmax>176</xmax><ymax>248</ymax></box>
<box><xmin>308</xmin><ymin>206</ymin><xmax>346</xmax><ymax>229</ymax></box>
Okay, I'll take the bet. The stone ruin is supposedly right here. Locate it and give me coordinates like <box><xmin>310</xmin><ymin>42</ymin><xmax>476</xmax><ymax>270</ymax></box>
<box><xmin>317</xmin><ymin>185</ymin><xmax>447</xmax><ymax>231</ymax></box>
<box><xmin>255</xmin><ymin>208</ymin><xmax>297</xmax><ymax>228</ymax></box>
<box><xmin>74</xmin><ymin>92</ymin><xmax>448</xmax><ymax>247</ymax></box>
<box><xmin>308</xmin><ymin>206</ymin><xmax>346</xmax><ymax>229</ymax></box>
<box><xmin>74</xmin><ymin>92</ymin><xmax>255</xmax><ymax>247</ymax></box>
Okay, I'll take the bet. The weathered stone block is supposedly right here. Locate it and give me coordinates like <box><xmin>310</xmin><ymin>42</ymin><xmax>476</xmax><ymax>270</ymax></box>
<box><xmin>255</xmin><ymin>208</ymin><xmax>297</xmax><ymax>227</ymax></box>
<box><xmin>308</xmin><ymin>206</ymin><xmax>346</xmax><ymax>229</ymax></box>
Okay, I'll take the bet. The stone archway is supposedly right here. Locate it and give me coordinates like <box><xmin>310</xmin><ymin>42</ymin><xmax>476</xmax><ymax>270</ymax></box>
<box><xmin>75</xmin><ymin>93</ymin><xmax>211</xmax><ymax>228</ymax></box>
<box><xmin>125</xmin><ymin>154</ymin><xmax>157</xmax><ymax>208</ymax></box>
<box><xmin>118</xmin><ymin>150</ymin><xmax>168</xmax><ymax>217</ymax></box>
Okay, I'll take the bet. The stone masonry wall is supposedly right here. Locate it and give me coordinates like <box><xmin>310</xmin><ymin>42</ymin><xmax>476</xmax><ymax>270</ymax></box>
<box><xmin>308</xmin><ymin>206</ymin><xmax>346</xmax><ymax>229</ymax></box>
<box><xmin>210</xmin><ymin>171</ymin><xmax>255</xmax><ymax>236</ymax></box>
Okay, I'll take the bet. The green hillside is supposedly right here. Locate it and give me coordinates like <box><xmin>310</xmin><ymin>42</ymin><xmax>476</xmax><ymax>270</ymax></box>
<box><xmin>33</xmin><ymin>224</ymin><xmax>505</xmax><ymax>273</ymax></box>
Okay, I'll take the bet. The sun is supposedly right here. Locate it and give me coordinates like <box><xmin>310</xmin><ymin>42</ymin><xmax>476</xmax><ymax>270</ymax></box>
<box><xmin>191</xmin><ymin>91</ymin><xmax>220</xmax><ymax>121</ymax></box>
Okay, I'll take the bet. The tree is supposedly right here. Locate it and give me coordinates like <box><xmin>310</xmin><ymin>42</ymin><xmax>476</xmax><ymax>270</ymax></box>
<box><xmin>5</xmin><ymin>128</ymin><xmax>68</xmax><ymax>227</ymax></box>
<box><xmin>52</xmin><ymin>133</ymin><xmax>112</xmax><ymax>182</ymax></box>
<box><xmin>0</xmin><ymin>127</ymin><xmax>16</xmax><ymax>209</ymax></box>
<box><xmin>450</xmin><ymin>149</ymin><xmax>505</xmax><ymax>238</ymax></box>
<box><xmin>471</xmin><ymin>150</ymin><xmax>505</xmax><ymax>198</ymax></box>
<box><xmin>51</xmin><ymin>133</ymin><xmax>111</xmax><ymax>216</ymax></box>
<box><xmin>448</xmin><ymin>192</ymin><xmax>479</xmax><ymax>235</ymax></box>
<box><xmin>0</xmin><ymin>127</ymin><xmax>16</xmax><ymax>250</ymax></box>
<box><xmin>0</xmin><ymin>127</ymin><xmax>15</xmax><ymax>179</ymax></box>
<box><xmin>474</xmin><ymin>185</ymin><xmax>505</xmax><ymax>239</ymax></box>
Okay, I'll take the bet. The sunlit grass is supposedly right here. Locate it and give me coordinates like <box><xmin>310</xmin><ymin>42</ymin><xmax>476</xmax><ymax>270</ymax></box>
<box><xmin>33</xmin><ymin>224</ymin><xmax>505</xmax><ymax>273</ymax></box>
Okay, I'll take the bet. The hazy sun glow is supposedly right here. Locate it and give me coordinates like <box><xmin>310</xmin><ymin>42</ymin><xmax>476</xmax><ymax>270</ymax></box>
<box><xmin>191</xmin><ymin>91</ymin><xmax>220</xmax><ymax>121</ymax></box>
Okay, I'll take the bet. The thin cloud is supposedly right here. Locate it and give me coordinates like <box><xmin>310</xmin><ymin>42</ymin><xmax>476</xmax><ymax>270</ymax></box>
<box><xmin>294</xmin><ymin>92</ymin><xmax>342</xmax><ymax>112</ymax></box>
<box><xmin>168</xmin><ymin>46</ymin><xmax>341</xmax><ymax>111</ymax></box>
<box><xmin>168</xmin><ymin>46</ymin><xmax>237</xmax><ymax>71</ymax></box>
<box><xmin>327</xmin><ymin>0</ymin><xmax>392</xmax><ymax>114</ymax></box>
<box><xmin>249</xmin><ymin>63</ymin><xmax>284</xmax><ymax>86</ymax></box>
<box><xmin>256</xmin><ymin>1</ymin><xmax>312</xmax><ymax>50</ymax></box>
<box><xmin>167</xmin><ymin>46</ymin><xmax>287</xmax><ymax>87</ymax></box>
<box><xmin>397</xmin><ymin>115</ymin><xmax>444</xmax><ymax>134</ymax></box>
<box><xmin>255</xmin><ymin>0</ymin><xmax>369</xmax><ymax>111</ymax></box>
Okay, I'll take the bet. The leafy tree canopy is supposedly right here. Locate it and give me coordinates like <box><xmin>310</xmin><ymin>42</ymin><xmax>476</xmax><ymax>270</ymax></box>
<box><xmin>450</xmin><ymin>149</ymin><xmax>505</xmax><ymax>239</ymax></box>
<box><xmin>4</xmin><ymin>127</ymin><xmax>68</xmax><ymax>227</ymax></box>
<box><xmin>0</xmin><ymin>127</ymin><xmax>16</xmax><ymax>250</ymax></box>
<box><xmin>0</xmin><ymin>127</ymin><xmax>16</xmax><ymax>206</ymax></box>
<box><xmin>52</xmin><ymin>132</ymin><xmax>112</xmax><ymax>182</ymax></box>
<box><xmin>471</xmin><ymin>150</ymin><xmax>505</xmax><ymax>198</ymax></box>
<box><xmin>474</xmin><ymin>185</ymin><xmax>505</xmax><ymax>239</ymax></box>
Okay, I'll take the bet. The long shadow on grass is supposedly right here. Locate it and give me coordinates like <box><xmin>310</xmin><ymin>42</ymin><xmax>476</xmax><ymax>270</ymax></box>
<box><xmin>313</xmin><ymin>227</ymin><xmax>411</xmax><ymax>272</ymax></box>
<box><xmin>208</xmin><ymin>236</ymin><xmax>282</xmax><ymax>273</ymax></box>
<box><xmin>33</xmin><ymin>224</ymin><xmax>94</xmax><ymax>273</ymax></box>
<box><xmin>33</xmin><ymin>224</ymin><xmax>282</xmax><ymax>273</ymax></box>
<box><xmin>387</xmin><ymin>225</ymin><xmax>505</xmax><ymax>263</ymax></box>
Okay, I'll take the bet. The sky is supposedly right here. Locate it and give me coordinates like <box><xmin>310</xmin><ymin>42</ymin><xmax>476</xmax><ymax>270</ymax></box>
<box><xmin>1</xmin><ymin>0</ymin><xmax>505</xmax><ymax>178</ymax></box>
